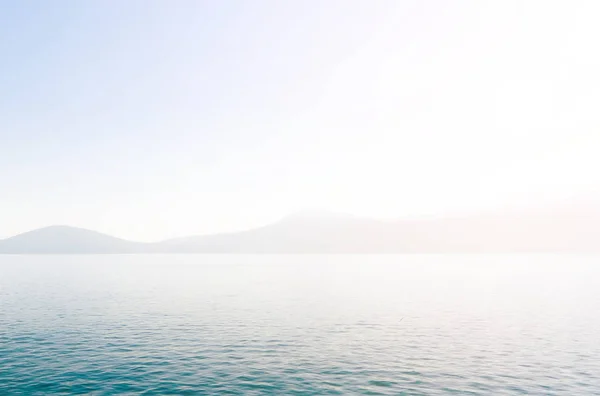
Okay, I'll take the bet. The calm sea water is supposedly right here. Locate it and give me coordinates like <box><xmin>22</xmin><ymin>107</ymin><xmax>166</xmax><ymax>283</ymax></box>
<box><xmin>1</xmin><ymin>255</ymin><xmax>599</xmax><ymax>395</ymax></box>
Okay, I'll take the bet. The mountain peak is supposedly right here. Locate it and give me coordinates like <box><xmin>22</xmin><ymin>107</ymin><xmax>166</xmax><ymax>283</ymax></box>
<box><xmin>281</xmin><ymin>209</ymin><xmax>356</xmax><ymax>222</ymax></box>
<box><xmin>35</xmin><ymin>224</ymin><xmax>84</xmax><ymax>232</ymax></box>
<box><xmin>0</xmin><ymin>225</ymin><xmax>141</xmax><ymax>254</ymax></box>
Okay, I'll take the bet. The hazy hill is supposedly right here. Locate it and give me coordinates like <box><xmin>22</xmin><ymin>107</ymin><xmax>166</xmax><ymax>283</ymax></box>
<box><xmin>391</xmin><ymin>210</ymin><xmax>600</xmax><ymax>253</ymax></box>
<box><xmin>0</xmin><ymin>225</ymin><xmax>145</xmax><ymax>254</ymax></box>
<box><xmin>154</xmin><ymin>207</ymin><xmax>600</xmax><ymax>253</ymax></box>
<box><xmin>1</xmin><ymin>207</ymin><xmax>599</xmax><ymax>253</ymax></box>
<box><xmin>154</xmin><ymin>210</ymin><xmax>403</xmax><ymax>253</ymax></box>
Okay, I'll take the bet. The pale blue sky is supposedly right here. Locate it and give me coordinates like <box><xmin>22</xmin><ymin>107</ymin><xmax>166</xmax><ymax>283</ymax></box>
<box><xmin>2</xmin><ymin>1</ymin><xmax>600</xmax><ymax>241</ymax></box>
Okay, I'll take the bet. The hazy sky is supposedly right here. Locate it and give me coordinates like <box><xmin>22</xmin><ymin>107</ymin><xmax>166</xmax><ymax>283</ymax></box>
<box><xmin>2</xmin><ymin>0</ymin><xmax>600</xmax><ymax>241</ymax></box>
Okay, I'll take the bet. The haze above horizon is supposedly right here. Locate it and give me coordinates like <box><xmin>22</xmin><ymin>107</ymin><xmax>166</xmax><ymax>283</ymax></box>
<box><xmin>2</xmin><ymin>0</ymin><xmax>600</xmax><ymax>241</ymax></box>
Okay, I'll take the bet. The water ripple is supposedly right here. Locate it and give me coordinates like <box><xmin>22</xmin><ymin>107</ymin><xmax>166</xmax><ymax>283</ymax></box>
<box><xmin>1</xmin><ymin>255</ymin><xmax>600</xmax><ymax>395</ymax></box>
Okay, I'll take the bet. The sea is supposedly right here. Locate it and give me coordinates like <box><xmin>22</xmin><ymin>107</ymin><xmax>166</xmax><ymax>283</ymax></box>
<box><xmin>1</xmin><ymin>255</ymin><xmax>599</xmax><ymax>395</ymax></box>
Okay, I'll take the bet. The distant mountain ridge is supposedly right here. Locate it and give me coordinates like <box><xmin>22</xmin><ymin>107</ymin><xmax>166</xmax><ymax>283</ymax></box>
<box><xmin>0</xmin><ymin>225</ymin><xmax>147</xmax><ymax>254</ymax></box>
<box><xmin>1</xmin><ymin>208</ymin><xmax>599</xmax><ymax>254</ymax></box>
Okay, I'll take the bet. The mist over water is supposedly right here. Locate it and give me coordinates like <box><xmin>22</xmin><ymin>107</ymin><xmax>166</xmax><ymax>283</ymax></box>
<box><xmin>1</xmin><ymin>255</ymin><xmax>599</xmax><ymax>395</ymax></box>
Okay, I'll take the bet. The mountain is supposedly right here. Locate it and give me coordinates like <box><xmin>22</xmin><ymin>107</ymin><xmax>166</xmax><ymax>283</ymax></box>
<box><xmin>154</xmin><ymin>207</ymin><xmax>600</xmax><ymax>253</ymax></box>
<box><xmin>1</xmin><ymin>206</ymin><xmax>599</xmax><ymax>254</ymax></box>
<box><xmin>0</xmin><ymin>225</ymin><xmax>145</xmax><ymax>254</ymax></box>
<box><xmin>153</xmin><ymin>207</ymin><xmax>600</xmax><ymax>253</ymax></box>
<box><xmin>390</xmin><ymin>210</ymin><xmax>600</xmax><ymax>253</ymax></box>
<box><xmin>154</xmin><ymin>210</ymin><xmax>403</xmax><ymax>253</ymax></box>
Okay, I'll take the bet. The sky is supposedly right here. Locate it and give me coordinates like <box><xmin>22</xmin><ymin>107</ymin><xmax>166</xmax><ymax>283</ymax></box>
<box><xmin>2</xmin><ymin>0</ymin><xmax>600</xmax><ymax>241</ymax></box>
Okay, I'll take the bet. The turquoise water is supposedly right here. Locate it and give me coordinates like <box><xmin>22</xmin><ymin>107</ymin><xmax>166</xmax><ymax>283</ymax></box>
<box><xmin>1</xmin><ymin>255</ymin><xmax>599</xmax><ymax>395</ymax></box>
